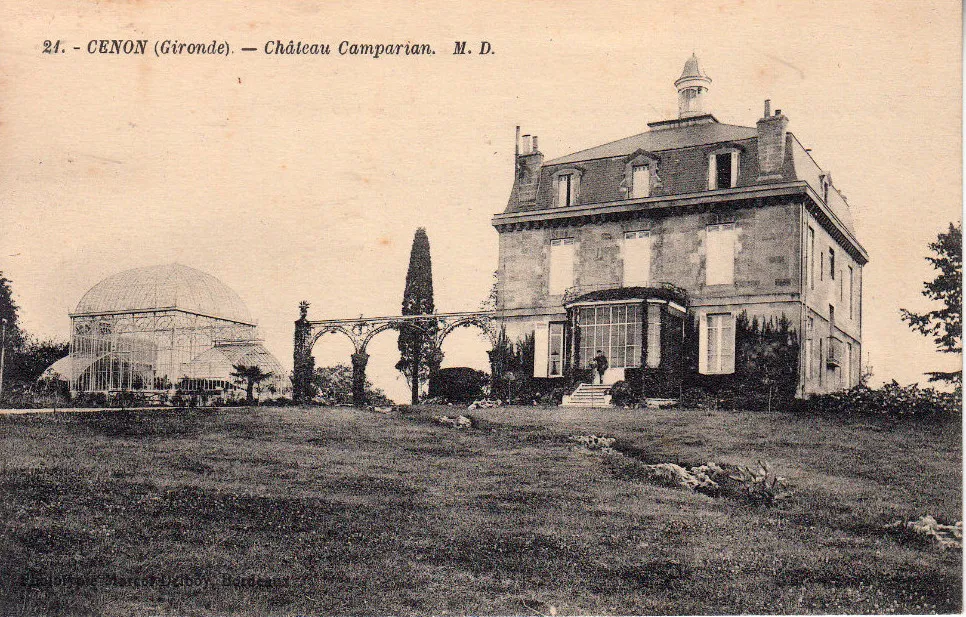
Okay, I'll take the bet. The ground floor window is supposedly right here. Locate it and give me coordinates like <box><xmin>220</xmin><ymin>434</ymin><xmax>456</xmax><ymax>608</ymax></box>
<box><xmin>578</xmin><ymin>304</ymin><xmax>642</xmax><ymax>369</ymax></box>
<box><xmin>646</xmin><ymin>303</ymin><xmax>661</xmax><ymax>368</ymax></box>
<box><xmin>548</xmin><ymin>322</ymin><xmax>564</xmax><ymax>377</ymax></box>
<box><xmin>805</xmin><ymin>317</ymin><xmax>814</xmax><ymax>379</ymax></box>
<box><xmin>701</xmin><ymin>312</ymin><xmax>735</xmax><ymax>374</ymax></box>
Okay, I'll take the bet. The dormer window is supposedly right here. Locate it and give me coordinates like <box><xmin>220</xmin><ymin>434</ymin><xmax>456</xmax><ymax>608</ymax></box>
<box><xmin>631</xmin><ymin>165</ymin><xmax>650</xmax><ymax>198</ymax></box>
<box><xmin>820</xmin><ymin>173</ymin><xmax>833</xmax><ymax>204</ymax></box>
<box><xmin>708</xmin><ymin>148</ymin><xmax>740</xmax><ymax>190</ymax></box>
<box><xmin>552</xmin><ymin>168</ymin><xmax>582</xmax><ymax>208</ymax></box>
<box><xmin>557</xmin><ymin>174</ymin><xmax>574</xmax><ymax>207</ymax></box>
<box><xmin>623</xmin><ymin>150</ymin><xmax>660</xmax><ymax>200</ymax></box>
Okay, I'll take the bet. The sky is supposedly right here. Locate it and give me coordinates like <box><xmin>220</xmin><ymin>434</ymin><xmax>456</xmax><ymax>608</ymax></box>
<box><xmin>0</xmin><ymin>0</ymin><xmax>961</xmax><ymax>402</ymax></box>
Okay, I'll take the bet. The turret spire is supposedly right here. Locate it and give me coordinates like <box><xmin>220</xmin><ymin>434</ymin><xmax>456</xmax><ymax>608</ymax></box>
<box><xmin>674</xmin><ymin>53</ymin><xmax>711</xmax><ymax>118</ymax></box>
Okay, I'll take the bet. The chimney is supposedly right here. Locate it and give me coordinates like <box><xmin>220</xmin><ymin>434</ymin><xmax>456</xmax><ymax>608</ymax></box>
<box><xmin>507</xmin><ymin>127</ymin><xmax>544</xmax><ymax>208</ymax></box>
<box><xmin>756</xmin><ymin>101</ymin><xmax>789</xmax><ymax>182</ymax></box>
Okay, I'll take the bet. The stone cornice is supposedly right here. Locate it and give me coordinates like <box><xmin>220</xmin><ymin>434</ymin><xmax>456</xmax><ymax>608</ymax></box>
<box><xmin>492</xmin><ymin>181</ymin><xmax>868</xmax><ymax>265</ymax></box>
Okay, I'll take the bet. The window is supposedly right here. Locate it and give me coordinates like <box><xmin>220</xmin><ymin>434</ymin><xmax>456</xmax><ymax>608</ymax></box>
<box><xmin>848</xmin><ymin>266</ymin><xmax>854</xmax><ymax>319</ymax></box>
<box><xmin>818</xmin><ymin>337</ymin><xmax>824</xmax><ymax>386</ymax></box>
<box><xmin>808</xmin><ymin>226</ymin><xmax>815</xmax><ymax>289</ymax></box>
<box><xmin>549</xmin><ymin>238</ymin><xmax>575</xmax><ymax>295</ymax></box>
<box><xmin>548</xmin><ymin>323</ymin><xmax>564</xmax><ymax>377</ymax></box>
<box><xmin>820</xmin><ymin>251</ymin><xmax>824</xmax><ymax>281</ymax></box>
<box><xmin>623</xmin><ymin>230</ymin><xmax>652</xmax><ymax>286</ymax></box>
<box><xmin>829</xmin><ymin>304</ymin><xmax>835</xmax><ymax>331</ymax></box>
<box><xmin>709</xmin><ymin>151</ymin><xmax>739</xmax><ymax>189</ymax></box>
<box><xmin>553</xmin><ymin>169</ymin><xmax>582</xmax><ymax>208</ymax></box>
<box><xmin>844</xmin><ymin>342</ymin><xmax>852</xmax><ymax>388</ymax></box>
<box><xmin>578</xmin><ymin>304</ymin><xmax>642</xmax><ymax>370</ymax></box>
<box><xmin>701</xmin><ymin>313</ymin><xmax>735</xmax><ymax>374</ymax></box>
<box><xmin>839</xmin><ymin>272</ymin><xmax>844</xmax><ymax>302</ymax></box>
<box><xmin>705</xmin><ymin>223</ymin><xmax>736</xmax><ymax>285</ymax></box>
<box><xmin>556</xmin><ymin>174</ymin><xmax>574</xmax><ymax>207</ymax></box>
<box><xmin>829</xmin><ymin>248</ymin><xmax>835</xmax><ymax>280</ymax></box>
<box><xmin>631</xmin><ymin>165</ymin><xmax>650</xmax><ymax>199</ymax></box>
<box><xmin>805</xmin><ymin>317</ymin><xmax>814</xmax><ymax>379</ymax></box>
<box><xmin>646</xmin><ymin>303</ymin><xmax>661</xmax><ymax>368</ymax></box>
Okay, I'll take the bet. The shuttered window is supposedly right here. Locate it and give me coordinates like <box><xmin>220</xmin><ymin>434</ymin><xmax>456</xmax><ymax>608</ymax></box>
<box><xmin>705</xmin><ymin>223</ymin><xmax>736</xmax><ymax>285</ymax></box>
<box><xmin>700</xmin><ymin>313</ymin><xmax>735</xmax><ymax>375</ymax></box>
<box><xmin>548</xmin><ymin>238</ymin><xmax>575</xmax><ymax>295</ymax></box>
<box><xmin>631</xmin><ymin>165</ymin><xmax>650</xmax><ymax>199</ymax></box>
<box><xmin>623</xmin><ymin>230</ymin><xmax>652</xmax><ymax>286</ymax></box>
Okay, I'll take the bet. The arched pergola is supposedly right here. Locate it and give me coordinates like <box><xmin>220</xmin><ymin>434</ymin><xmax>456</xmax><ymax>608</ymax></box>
<box><xmin>293</xmin><ymin>302</ymin><xmax>502</xmax><ymax>406</ymax></box>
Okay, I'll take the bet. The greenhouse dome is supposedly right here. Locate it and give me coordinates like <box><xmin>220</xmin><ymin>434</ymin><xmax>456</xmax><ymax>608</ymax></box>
<box><xmin>57</xmin><ymin>263</ymin><xmax>284</xmax><ymax>400</ymax></box>
<box><xmin>74</xmin><ymin>263</ymin><xmax>254</xmax><ymax>324</ymax></box>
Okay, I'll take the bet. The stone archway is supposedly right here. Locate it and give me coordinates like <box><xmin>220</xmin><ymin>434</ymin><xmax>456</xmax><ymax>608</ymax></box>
<box><xmin>293</xmin><ymin>302</ymin><xmax>501</xmax><ymax>407</ymax></box>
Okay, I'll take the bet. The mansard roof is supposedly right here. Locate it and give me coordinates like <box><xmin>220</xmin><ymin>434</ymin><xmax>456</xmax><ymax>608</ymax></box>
<box><xmin>546</xmin><ymin>121</ymin><xmax>757</xmax><ymax>166</ymax></box>
<box><xmin>498</xmin><ymin>116</ymin><xmax>864</xmax><ymax>261</ymax></box>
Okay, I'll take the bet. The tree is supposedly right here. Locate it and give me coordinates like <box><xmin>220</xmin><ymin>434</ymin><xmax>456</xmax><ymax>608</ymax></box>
<box><xmin>901</xmin><ymin>222</ymin><xmax>962</xmax><ymax>385</ymax></box>
<box><xmin>10</xmin><ymin>337</ymin><xmax>69</xmax><ymax>386</ymax></box>
<box><xmin>312</xmin><ymin>364</ymin><xmax>391</xmax><ymax>406</ymax></box>
<box><xmin>230</xmin><ymin>364</ymin><xmax>274</xmax><ymax>404</ymax></box>
<box><xmin>396</xmin><ymin>228</ymin><xmax>439</xmax><ymax>404</ymax></box>
<box><xmin>0</xmin><ymin>272</ymin><xmax>24</xmax><ymax>352</ymax></box>
<box><xmin>0</xmin><ymin>273</ymin><xmax>25</xmax><ymax>396</ymax></box>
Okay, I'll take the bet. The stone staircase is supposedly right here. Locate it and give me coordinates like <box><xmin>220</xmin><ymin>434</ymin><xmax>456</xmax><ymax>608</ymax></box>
<box><xmin>561</xmin><ymin>383</ymin><xmax>612</xmax><ymax>408</ymax></box>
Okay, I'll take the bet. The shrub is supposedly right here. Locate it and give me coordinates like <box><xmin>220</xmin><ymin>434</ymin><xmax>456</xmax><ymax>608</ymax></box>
<box><xmin>72</xmin><ymin>392</ymin><xmax>108</xmax><ymax>408</ymax></box>
<box><xmin>679</xmin><ymin>387</ymin><xmax>715</xmax><ymax>409</ymax></box>
<box><xmin>428</xmin><ymin>367</ymin><xmax>488</xmax><ymax>403</ymax></box>
<box><xmin>805</xmin><ymin>381</ymin><xmax>960</xmax><ymax>417</ymax></box>
<box><xmin>609</xmin><ymin>380</ymin><xmax>634</xmax><ymax>407</ymax></box>
<box><xmin>725</xmin><ymin>461</ymin><xmax>789</xmax><ymax>506</ymax></box>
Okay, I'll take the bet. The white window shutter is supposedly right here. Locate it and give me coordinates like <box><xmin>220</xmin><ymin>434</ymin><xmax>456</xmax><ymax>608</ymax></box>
<box><xmin>622</xmin><ymin>232</ymin><xmax>652</xmax><ymax>286</ymax></box>
<box><xmin>708</xmin><ymin>155</ymin><xmax>717</xmax><ymax>190</ymax></box>
<box><xmin>730</xmin><ymin>151</ymin><xmax>739</xmax><ymax>187</ymax></box>
<box><xmin>549</xmin><ymin>240</ymin><xmax>575</xmax><ymax>295</ymax></box>
<box><xmin>533</xmin><ymin>323</ymin><xmax>549</xmax><ymax>378</ymax></box>
<box><xmin>698</xmin><ymin>313</ymin><xmax>708</xmax><ymax>374</ymax></box>
<box><xmin>722</xmin><ymin>314</ymin><xmax>736</xmax><ymax>374</ymax></box>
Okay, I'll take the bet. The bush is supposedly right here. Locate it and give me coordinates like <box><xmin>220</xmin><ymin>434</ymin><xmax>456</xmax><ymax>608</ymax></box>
<box><xmin>428</xmin><ymin>367</ymin><xmax>489</xmax><ymax>403</ymax></box>
<box><xmin>680</xmin><ymin>387</ymin><xmax>715</xmax><ymax>409</ymax></box>
<box><xmin>805</xmin><ymin>381</ymin><xmax>960</xmax><ymax>417</ymax></box>
<box><xmin>609</xmin><ymin>380</ymin><xmax>634</xmax><ymax>407</ymax></box>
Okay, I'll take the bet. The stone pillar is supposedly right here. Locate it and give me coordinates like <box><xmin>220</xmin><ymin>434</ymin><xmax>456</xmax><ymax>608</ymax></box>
<box><xmin>293</xmin><ymin>302</ymin><xmax>315</xmax><ymax>404</ymax></box>
<box><xmin>350</xmin><ymin>351</ymin><xmax>370</xmax><ymax>407</ymax></box>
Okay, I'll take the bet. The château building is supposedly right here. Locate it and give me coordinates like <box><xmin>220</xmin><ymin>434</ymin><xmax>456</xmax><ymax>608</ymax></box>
<box><xmin>492</xmin><ymin>54</ymin><xmax>867</xmax><ymax>398</ymax></box>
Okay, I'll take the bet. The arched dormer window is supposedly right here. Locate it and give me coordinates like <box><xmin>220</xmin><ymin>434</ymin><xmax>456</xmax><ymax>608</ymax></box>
<box><xmin>707</xmin><ymin>145</ymin><xmax>745</xmax><ymax>190</ymax></box>
<box><xmin>622</xmin><ymin>150</ymin><xmax>661</xmax><ymax>199</ymax></box>
<box><xmin>552</xmin><ymin>167</ymin><xmax>583</xmax><ymax>208</ymax></box>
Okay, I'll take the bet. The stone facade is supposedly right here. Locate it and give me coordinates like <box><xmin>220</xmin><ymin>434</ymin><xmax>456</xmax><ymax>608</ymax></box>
<box><xmin>492</xmin><ymin>56</ymin><xmax>867</xmax><ymax>398</ymax></box>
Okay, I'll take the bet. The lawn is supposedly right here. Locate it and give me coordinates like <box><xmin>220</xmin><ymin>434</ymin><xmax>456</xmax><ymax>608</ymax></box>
<box><xmin>0</xmin><ymin>404</ymin><xmax>960</xmax><ymax>615</ymax></box>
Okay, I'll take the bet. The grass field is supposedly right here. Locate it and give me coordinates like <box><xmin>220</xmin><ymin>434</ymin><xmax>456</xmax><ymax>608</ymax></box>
<box><xmin>0</xmin><ymin>404</ymin><xmax>960</xmax><ymax>615</ymax></box>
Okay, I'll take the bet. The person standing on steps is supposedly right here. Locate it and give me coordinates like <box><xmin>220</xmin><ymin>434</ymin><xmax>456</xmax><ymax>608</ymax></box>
<box><xmin>593</xmin><ymin>350</ymin><xmax>608</xmax><ymax>385</ymax></box>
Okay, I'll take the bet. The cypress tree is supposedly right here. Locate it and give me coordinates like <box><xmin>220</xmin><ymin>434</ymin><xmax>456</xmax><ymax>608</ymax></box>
<box><xmin>396</xmin><ymin>228</ymin><xmax>439</xmax><ymax>404</ymax></box>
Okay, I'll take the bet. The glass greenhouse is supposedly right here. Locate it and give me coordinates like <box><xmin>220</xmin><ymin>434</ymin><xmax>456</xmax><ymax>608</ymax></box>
<box><xmin>57</xmin><ymin>263</ymin><xmax>285</xmax><ymax>398</ymax></box>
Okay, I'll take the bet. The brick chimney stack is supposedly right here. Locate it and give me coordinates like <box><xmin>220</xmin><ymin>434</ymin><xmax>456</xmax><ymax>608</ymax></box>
<box><xmin>756</xmin><ymin>100</ymin><xmax>789</xmax><ymax>182</ymax></box>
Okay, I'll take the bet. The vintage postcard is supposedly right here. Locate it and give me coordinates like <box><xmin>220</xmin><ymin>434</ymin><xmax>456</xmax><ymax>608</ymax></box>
<box><xmin>0</xmin><ymin>0</ymin><xmax>961</xmax><ymax>615</ymax></box>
